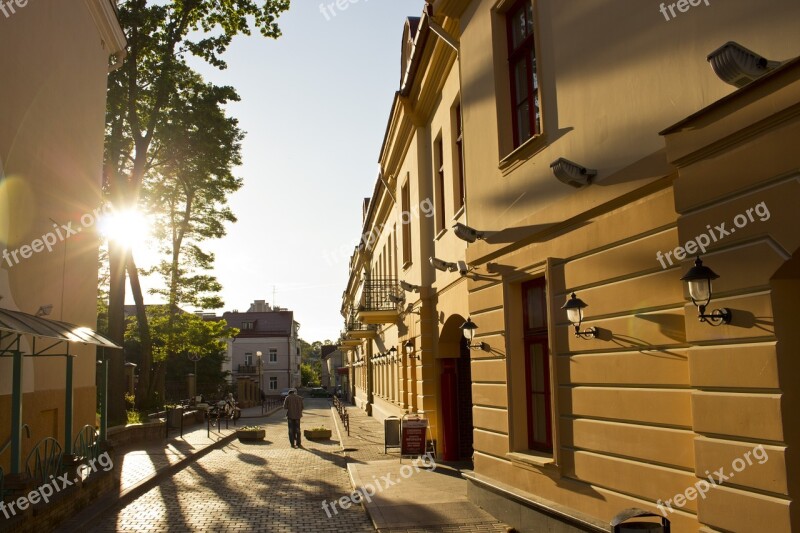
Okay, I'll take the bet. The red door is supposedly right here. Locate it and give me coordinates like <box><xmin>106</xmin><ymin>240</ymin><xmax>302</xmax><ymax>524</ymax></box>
<box><xmin>440</xmin><ymin>359</ymin><xmax>459</xmax><ymax>461</ymax></box>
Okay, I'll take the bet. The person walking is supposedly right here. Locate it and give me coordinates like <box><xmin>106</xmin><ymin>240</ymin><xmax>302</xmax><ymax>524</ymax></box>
<box><xmin>283</xmin><ymin>388</ymin><xmax>304</xmax><ymax>448</ymax></box>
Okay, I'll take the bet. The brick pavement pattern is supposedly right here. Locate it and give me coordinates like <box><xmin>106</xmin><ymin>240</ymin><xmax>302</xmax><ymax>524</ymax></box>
<box><xmin>88</xmin><ymin>399</ymin><xmax>509</xmax><ymax>533</ymax></box>
<box><xmin>90</xmin><ymin>399</ymin><xmax>373</xmax><ymax>533</ymax></box>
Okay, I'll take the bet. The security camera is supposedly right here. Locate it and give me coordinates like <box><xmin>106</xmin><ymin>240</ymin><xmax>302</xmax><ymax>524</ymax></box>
<box><xmin>550</xmin><ymin>158</ymin><xmax>596</xmax><ymax>188</ymax></box>
<box><xmin>399</xmin><ymin>280</ymin><xmax>420</xmax><ymax>293</ymax></box>
<box><xmin>453</xmin><ymin>223</ymin><xmax>486</xmax><ymax>243</ymax></box>
<box><xmin>388</xmin><ymin>294</ymin><xmax>404</xmax><ymax>304</ymax></box>
<box><xmin>429</xmin><ymin>257</ymin><xmax>458</xmax><ymax>272</ymax></box>
<box><xmin>457</xmin><ymin>260</ymin><xmax>469</xmax><ymax>275</ymax></box>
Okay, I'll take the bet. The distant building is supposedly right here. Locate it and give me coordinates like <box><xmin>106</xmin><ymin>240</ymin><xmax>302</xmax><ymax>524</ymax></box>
<box><xmin>220</xmin><ymin>300</ymin><xmax>300</xmax><ymax>394</ymax></box>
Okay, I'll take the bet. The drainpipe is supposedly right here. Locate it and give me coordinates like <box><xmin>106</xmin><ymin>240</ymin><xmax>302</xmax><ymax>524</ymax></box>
<box><xmin>425</xmin><ymin>6</ymin><xmax>470</xmax><ymax>226</ymax></box>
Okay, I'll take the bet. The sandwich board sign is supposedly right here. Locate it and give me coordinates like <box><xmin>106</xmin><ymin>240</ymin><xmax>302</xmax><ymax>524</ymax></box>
<box><xmin>401</xmin><ymin>415</ymin><xmax>428</xmax><ymax>457</ymax></box>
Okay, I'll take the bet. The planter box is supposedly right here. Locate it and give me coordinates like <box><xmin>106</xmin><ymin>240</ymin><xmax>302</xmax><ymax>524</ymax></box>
<box><xmin>304</xmin><ymin>429</ymin><xmax>332</xmax><ymax>440</ymax></box>
<box><xmin>237</xmin><ymin>429</ymin><xmax>266</xmax><ymax>441</ymax></box>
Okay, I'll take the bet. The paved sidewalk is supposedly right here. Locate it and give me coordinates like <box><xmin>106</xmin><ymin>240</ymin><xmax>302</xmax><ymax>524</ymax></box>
<box><xmin>86</xmin><ymin>400</ymin><xmax>374</xmax><ymax>532</ymax></box>
<box><xmin>56</xmin><ymin>404</ymin><xmax>282</xmax><ymax>532</ymax></box>
<box><xmin>328</xmin><ymin>401</ymin><xmax>510</xmax><ymax>533</ymax></box>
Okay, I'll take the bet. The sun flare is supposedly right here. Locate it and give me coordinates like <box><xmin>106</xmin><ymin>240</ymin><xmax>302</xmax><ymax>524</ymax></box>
<box><xmin>99</xmin><ymin>209</ymin><xmax>153</xmax><ymax>254</ymax></box>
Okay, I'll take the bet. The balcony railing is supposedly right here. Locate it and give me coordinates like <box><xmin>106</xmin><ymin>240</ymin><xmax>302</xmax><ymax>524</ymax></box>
<box><xmin>237</xmin><ymin>365</ymin><xmax>257</xmax><ymax>374</ymax></box>
<box><xmin>357</xmin><ymin>276</ymin><xmax>400</xmax><ymax>324</ymax></box>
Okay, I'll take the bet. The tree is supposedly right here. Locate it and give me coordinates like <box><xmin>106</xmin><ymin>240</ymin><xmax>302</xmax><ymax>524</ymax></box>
<box><xmin>141</xmin><ymin>67</ymin><xmax>244</xmax><ymax>402</ymax></box>
<box><xmin>300</xmin><ymin>363</ymin><xmax>320</xmax><ymax>387</ymax></box>
<box><xmin>124</xmin><ymin>305</ymin><xmax>238</xmax><ymax>406</ymax></box>
<box><xmin>104</xmin><ymin>0</ymin><xmax>288</xmax><ymax>421</ymax></box>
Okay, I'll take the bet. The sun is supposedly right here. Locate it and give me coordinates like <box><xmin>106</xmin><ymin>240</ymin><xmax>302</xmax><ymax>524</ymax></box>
<box><xmin>98</xmin><ymin>209</ymin><xmax>153</xmax><ymax>256</ymax></box>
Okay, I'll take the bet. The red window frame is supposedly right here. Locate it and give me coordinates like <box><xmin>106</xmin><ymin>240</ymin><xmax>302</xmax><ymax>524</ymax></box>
<box><xmin>522</xmin><ymin>278</ymin><xmax>552</xmax><ymax>452</ymax></box>
<box><xmin>435</xmin><ymin>136</ymin><xmax>446</xmax><ymax>233</ymax></box>
<box><xmin>506</xmin><ymin>0</ymin><xmax>541</xmax><ymax>147</ymax></box>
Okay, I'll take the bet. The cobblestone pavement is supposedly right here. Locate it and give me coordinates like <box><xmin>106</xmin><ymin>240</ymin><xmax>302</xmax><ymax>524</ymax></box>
<box><xmin>88</xmin><ymin>398</ymin><xmax>509</xmax><ymax>533</ymax></box>
<box><xmin>90</xmin><ymin>399</ymin><xmax>374</xmax><ymax>532</ymax></box>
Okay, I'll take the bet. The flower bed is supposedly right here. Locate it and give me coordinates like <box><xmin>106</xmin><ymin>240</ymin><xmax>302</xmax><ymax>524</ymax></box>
<box><xmin>303</xmin><ymin>427</ymin><xmax>332</xmax><ymax>440</ymax></box>
<box><xmin>237</xmin><ymin>426</ymin><xmax>265</xmax><ymax>441</ymax></box>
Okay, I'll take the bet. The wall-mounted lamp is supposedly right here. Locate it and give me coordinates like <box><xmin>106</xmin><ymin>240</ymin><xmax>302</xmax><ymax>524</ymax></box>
<box><xmin>561</xmin><ymin>293</ymin><xmax>598</xmax><ymax>339</ymax></box>
<box><xmin>459</xmin><ymin>317</ymin><xmax>489</xmax><ymax>351</ymax></box>
<box><xmin>453</xmin><ymin>223</ymin><xmax>487</xmax><ymax>243</ymax></box>
<box><xmin>680</xmin><ymin>256</ymin><xmax>732</xmax><ymax>326</ymax></box>
<box><xmin>400</xmin><ymin>281</ymin><xmax>420</xmax><ymax>293</ymax></box>
<box><xmin>404</xmin><ymin>339</ymin><xmax>420</xmax><ymax>360</ymax></box>
<box><xmin>550</xmin><ymin>158</ymin><xmax>597</xmax><ymax>188</ymax></box>
<box><xmin>707</xmin><ymin>41</ymin><xmax>781</xmax><ymax>88</ymax></box>
<box><xmin>35</xmin><ymin>305</ymin><xmax>53</xmax><ymax>317</ymax></box>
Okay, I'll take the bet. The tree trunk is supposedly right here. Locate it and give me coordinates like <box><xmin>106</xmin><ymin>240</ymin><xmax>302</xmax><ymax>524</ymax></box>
<box><xmin>106</xmin><ymin>242</ymin><xmax>128</xmax><ymax>426</ymax></box>
<box><xmin>127</xmin><ymin>254</ymin><xmax>154</xmax><ymax>409</ymax></box>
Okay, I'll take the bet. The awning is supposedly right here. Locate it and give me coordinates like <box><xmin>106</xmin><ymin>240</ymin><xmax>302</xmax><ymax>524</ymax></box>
<box><xmin>0</xmin><ymin>307</ymin><xmax>120</xmax><ymax>351</ymax></box>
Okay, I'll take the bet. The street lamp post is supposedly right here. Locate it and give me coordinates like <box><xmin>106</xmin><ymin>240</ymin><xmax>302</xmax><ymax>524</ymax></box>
<box><xmin>256</xmin><ymin>350</ymin><xmax>263</xmax><ymax>414</ymax></box>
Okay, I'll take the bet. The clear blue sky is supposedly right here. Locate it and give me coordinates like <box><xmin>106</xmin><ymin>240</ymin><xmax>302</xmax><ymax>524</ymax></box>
<box><xmin>135</xmin><ymin>1</ymin><xmax>425</xmax><ymax>342</ymax></box>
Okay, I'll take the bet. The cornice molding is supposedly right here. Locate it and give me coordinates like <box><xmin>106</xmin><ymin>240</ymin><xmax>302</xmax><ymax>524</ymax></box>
<box><xmin>83</xmin><ymin>0</ymin><xmax>127</xmax><ymax>60</ymax></box>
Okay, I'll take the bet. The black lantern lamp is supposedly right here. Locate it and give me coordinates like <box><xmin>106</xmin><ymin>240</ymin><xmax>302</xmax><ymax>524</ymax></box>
<box><xmin>459</xmin><ymin>317</ymin><xmax>489</xmax><ymax>351</ymax></box>
<box><xmin>680</xmin><ymin>256</ymin><xmax>731</xmax><ymax>326</ymax></box>
<box><xmin>561</xmin><ymin>293</ymin><xmax>598</xmax><ymax>339</ymax></box>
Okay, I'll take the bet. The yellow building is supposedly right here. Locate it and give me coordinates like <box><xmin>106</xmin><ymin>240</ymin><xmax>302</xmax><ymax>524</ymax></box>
<box><xmin>343</xmin><ymin>1</ymin><xmax>800</xmax><ymax>531</ymax></box>
<box><xmin>341</xmin><ymin>11</ymin><xmax>475</xmax><ymax>461</ymax></box>
<box><xmin>0</xmin><ymin>0</ymin><xmax>125</xmax><ymax>478</ymax></box>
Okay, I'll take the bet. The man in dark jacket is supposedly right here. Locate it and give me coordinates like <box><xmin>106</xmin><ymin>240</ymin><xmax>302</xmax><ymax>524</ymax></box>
<box><xmin>283</xmin><ymin>388</ymin><xmax>304</xmax><ymax>448</ymax></box>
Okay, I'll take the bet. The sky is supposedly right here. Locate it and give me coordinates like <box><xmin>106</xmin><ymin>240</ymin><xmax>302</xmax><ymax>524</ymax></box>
<box><xmin>131</xmin><ymin>1</ymin><xmax>424</xmax><ymax>343</ymax></box>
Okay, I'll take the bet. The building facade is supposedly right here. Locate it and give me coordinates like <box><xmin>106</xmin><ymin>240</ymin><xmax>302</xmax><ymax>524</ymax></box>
<box><xmin>221</xmin><ymin>300</ymin><xmax>300</xmax><ymax>396</ymax></box>
<box><xmin>0</xmin><ymin>0</ymin><xmax>125</xmax><ymax>474</ymax></box>
<box><xmin>340</xmin><ymin>1</ymin><xmax>800</xmax><ymax>531</ymax></box>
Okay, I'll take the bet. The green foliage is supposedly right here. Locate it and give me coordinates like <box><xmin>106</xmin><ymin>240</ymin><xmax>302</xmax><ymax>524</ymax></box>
<box><xmin>300</xmin><ymin>362</ymin><xmax>320</xmax><ymax>387</ymax></box>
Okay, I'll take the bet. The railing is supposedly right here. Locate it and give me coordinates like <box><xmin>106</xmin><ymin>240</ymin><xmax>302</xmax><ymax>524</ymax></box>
<box><xmin>25</xmin><ymin>437</ymin><xmax>63</xmax><ymax>487</ymax></box>
<box><xmin>73</xmin><ymin>425</ymin><xmax>101</xmax><ymax>464</ymax></box>
<box><xmin>237</xmin><ymin>365</ymin><xmax>257</xmax><ymax>374</ymax></box>
<box><xmin>359</xmin><ymin>276</ymin><xmax>400</xmax><ymax>312</ymax></box>
<box><xmin>346</xmin><ymin>309</ymin><xmax>371</xmax><ymax>332</ymax></box>
<box><xmin>332</xmin><ymin>396</ymin><xmax>350</xmax><ymax>436</ymax></box>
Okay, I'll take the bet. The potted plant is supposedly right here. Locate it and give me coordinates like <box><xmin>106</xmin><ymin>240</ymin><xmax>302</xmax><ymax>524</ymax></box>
<box><xmin>303</xmin><ymin>426</ymin><xmax>332</xmax><ymax>440</ymax></box>
<box><xmin>237</xmin><ymin>425</ymin><xmax>266</xmax><ymax>441</ymax></box>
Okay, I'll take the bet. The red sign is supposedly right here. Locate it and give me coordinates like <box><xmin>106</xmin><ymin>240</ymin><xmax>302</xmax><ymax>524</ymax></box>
<box><xmin>401</xmin><ymin>418</ymin><xmax>428</xmax><ymax>456</ymax></box>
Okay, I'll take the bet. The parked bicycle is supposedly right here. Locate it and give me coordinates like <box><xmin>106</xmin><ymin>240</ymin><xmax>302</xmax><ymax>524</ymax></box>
<box><xmin>207</xmin><ymin>393</ymin><xmax>241</xmax><ymax>427</ymax></box>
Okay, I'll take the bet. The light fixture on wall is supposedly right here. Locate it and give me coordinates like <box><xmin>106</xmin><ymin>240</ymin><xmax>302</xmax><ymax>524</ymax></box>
<box><xmin>453</xmin><ymin>223</ymin><xmax>487</xmax><ymax>243</ymax></box>
<box><xmin>561</xmin><ymin>293</ymin><xmax>598</xmax><ymax>339</ymax></box>
<box><xmin>550</xmin><ymin>158</ymin><xmax>597</xmax><ymax>188</ymax></box>
<box><xmin>400</xmin><ymin>281</ymin><xmax>420</xmax><ymax>293</ymax></box>
<box><xmin>35</xmin><ymin>304</ymin><xmax>53</xmax><ymax>317</ymax></box>
<box><xmin>680</xmin><ymin>256</ymin><xmax>732</xmax><ymax>326</ymax></box>
<box><xmin>404</xmin><ymin>339</ymin><xmax>420</xmax><ymax>360</ymax></box>
<box><xmin>389</xmin><ymin>347</ymin><xmax>397</xmax><ymax>362</ymax></box>
<box><xmin>430</xmin><ymin>257</ymin><xmax>458</xmax><ymax>272</ymax></box>
<box><xmin>707</xmin><ymin>41</ymin><xmax>781</xmax><ymax>88</ymax></box>
<box><xmin>459</xmin><ymin>317</ymin><xmax>489</xmax><ymax>351</ymax></box>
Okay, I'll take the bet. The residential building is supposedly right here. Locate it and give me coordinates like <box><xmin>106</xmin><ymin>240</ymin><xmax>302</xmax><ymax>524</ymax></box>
<box><xmin>0</xmin><ymin>0</ymin><xmax>125</xmax><ymax>477</ymax></box>
<box><xmin>221</xmin><ymin>300</ymin><xmax>300</xmax><ymax>396</ymax></box>
<box><xmin>321</xmin><ymin>345</ymin><xmax>347</xmax><ymax>394</ymax></box>
<box><xmin>341</xmin><ymin>1</ymin><xmax>800</xmax><ymax>531</ymax></box>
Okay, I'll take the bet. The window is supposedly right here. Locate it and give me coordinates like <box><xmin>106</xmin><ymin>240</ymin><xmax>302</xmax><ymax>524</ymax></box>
<box><xmin>401</xmin><ymin>179</ymin><xmax>412</xmax><ymax>265</ymax></box>
<box><xmin>269</xmin><ymin>377</ymin><xmax>278</xmax><ymax>390</ymax></box>
<box><xmin>522</xmin><ymin>278</ymin><xmax>552</xmax><ymax>452</ymax></box>
<box><xmin>241</xmin><ymin>321</ymin><xmax>254</xmax><ymax>331</ymax></box>
<box><xmin>245</xmin><ymin>352</ymin><xmax>253</xmax><ymax>366</ymax></box>
<box><xmin>507</xmin><ymin>0</ymin><xmax>540</xmax><ymax>147</ymax></box>
<box><xmin>453</xmin><ymin>104</ymin><xmax>465</xmax><ymax>212</ymax></box>
<box><xmin>269</xmin><ymin>349</ymin><xmax>278</xmax><ymax>363</ymax></box>
<box><xmin>434</xmin><ymin>135</ymin><xmax>446</xmax><ymax>233</ymax></box>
